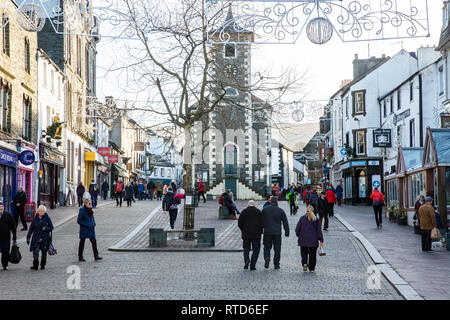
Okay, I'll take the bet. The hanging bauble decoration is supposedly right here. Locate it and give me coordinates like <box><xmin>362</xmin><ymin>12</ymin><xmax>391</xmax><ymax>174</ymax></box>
<box><xmin>292</xmin><ymin>109</ymin><xmax>304</xmax><ymax>122</ymax></box>
<box><xmin>306</xmin><ymin>17</ymin><xmax>334</xmax><ymax>45</ymax></box>
<box><xmin>18</xmin><ymin>2</ymin><xmax>46</xmax><ymax>32</ymax></box>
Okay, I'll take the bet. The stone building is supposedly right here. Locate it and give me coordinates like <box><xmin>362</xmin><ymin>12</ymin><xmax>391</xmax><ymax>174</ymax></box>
<box><xmin>0</xmin><ymin>1</ymin><xmax>38</xmax><ymax>213</ymax></box>
<box><xmin>195</xmin><ymin>9</ymin><xmax>272</xmax><ymax>200</ymax></box>
<box><xmin>38</xmin><ymin>0</ymin><xmax>101</xmax><ymax>201</ymax></box>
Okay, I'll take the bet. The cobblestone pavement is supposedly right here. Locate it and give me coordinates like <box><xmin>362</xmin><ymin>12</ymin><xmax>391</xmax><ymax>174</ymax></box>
<box><xmin>335</xmin><ymin>205</ymin><xmax>450</xmax><ymax>300</ymax></box>
<box><xmin>0</xmin><ymin>200</ymin><xmax>402</xmax><ymax>300</ymax></box>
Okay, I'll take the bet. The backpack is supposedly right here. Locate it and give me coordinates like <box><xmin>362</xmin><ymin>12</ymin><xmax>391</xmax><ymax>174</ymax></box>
<box><xmin>218</xmin><ymin>196</ymin><xmax>224</xmax><ymax>206</ymax></box>
<box><xmin>305</xmin><ymin>190</ymin><xmax>311</xmax><ymax>201</ymax></box>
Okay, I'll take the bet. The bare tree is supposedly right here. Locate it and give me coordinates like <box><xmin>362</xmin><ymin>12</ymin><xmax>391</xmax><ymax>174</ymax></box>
<box><xmin>102</xmin><ymin>0</ymin><xmax>304</xmax><ymax>234</ymax></box>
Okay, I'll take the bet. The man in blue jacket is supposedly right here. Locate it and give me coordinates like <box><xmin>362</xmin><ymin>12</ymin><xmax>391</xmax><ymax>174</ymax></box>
<box><xmin>262</xmin><ymin>197</ymin><xmax>289</xmax><ymax>270</ymax></box>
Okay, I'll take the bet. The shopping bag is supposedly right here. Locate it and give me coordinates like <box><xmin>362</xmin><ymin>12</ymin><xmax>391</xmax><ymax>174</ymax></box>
<box><xmin>9</xmin><ymin>244</ymin><xmax>22</xmax><ymax>264</ymax></box>
<box><xmin>318</xmin><ymin>245</ymin><xmax>326</xmax><ymax>256</ymax></box>
<box><xmin>431</xmin><ymin>227</ymin><xmax>441</xmax><ymax>239</ymax></box>
<box><xmin>48</xmin><ymin>232</ymin><xmax>57</xmax><ymax>256</ymax></box>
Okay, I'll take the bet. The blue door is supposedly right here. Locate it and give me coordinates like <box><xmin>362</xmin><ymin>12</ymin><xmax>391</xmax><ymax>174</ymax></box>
<box><xmin>225</xmin><ymin>179</ymin><xmax>237</xmax><ymax>198</ymax></box>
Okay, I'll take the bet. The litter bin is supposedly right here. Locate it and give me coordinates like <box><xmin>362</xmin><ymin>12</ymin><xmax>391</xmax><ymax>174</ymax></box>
<box><xmin>197</xmin><ymin>228</ymin><xmax>215</xmax><ymax>247</ymax></box>
<box><xmin>149</xmin><ymin>228</ymin><xmax>167</xmax><ymax>247</ymax></box>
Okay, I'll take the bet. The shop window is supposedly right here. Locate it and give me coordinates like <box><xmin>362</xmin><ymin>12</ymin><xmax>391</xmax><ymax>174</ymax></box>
<box><xmin>358</xmin><ymin>170</ymin><xmax>366</xmax><ymax>198</ymax></box>
<box><xmin>408</xmin><ymin>172</ymin><xmax>425</xmax><ymax>208</ymax></box>
<box><xmin>387</xmin><ymin>180</ymin><xmax>399</xmax><ymax>207</ymax></box>
<box><xmin>2</xmin><ymin>14</ymin><xmax>10</xmax><ymax>56</ymax></box>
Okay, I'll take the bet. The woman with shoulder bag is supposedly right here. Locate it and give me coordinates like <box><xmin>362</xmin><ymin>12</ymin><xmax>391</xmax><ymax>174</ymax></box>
<box><xmin>295</xmin><ymin>205</ymin><xmax>324</xmax><ymax>273</ymax></box>
<box><xmin>26</xmin><ymin>205</ymin><xmax>54</xmax><ymax>270</ymax></box>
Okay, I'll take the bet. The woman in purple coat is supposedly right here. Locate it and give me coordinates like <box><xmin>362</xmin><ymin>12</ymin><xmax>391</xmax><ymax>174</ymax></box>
<box><xmin>295</xmin><ymin>205</ymin><xmax>324</xmax><ymax>272</ymax></box>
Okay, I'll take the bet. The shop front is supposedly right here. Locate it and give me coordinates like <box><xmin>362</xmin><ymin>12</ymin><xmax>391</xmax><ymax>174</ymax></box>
<box><xmin>384</xmin><ymin>147</ymin><xmax>424</xmax><ymax>225</ymax></box>
<box><xmin>38</xmin><ymin>143</ymin><xmax>65</xmax><ymax>209</ymax></box>
<box><xmin>0</xmin><ymin>148</ymin><xmax>18</xmax><ymax>214</ymax></box>
<box><xmin>420</xmin><ymin>128</ymin><xmax>450</xmax><ymax>230</ymax></box>
<box><xmin>341</xmin><ymin>159</ymin><xmax>383</xmax><ymax>205</ymax></box>
<box><xmin>111</xmin><ymin>163</ymin><xmax>127</xmax><ymax>184</ymax></box>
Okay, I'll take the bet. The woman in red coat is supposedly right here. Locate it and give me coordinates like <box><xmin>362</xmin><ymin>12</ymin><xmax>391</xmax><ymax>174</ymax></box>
<box><xmin>325</xmin><ymin>188</ymin><xmax>337</xmax><ymax>218</ymax></box>
<box><xmin>198</xmin><ymin>180</ymin><xmax>206</xmax><ymax>203</ymax></box>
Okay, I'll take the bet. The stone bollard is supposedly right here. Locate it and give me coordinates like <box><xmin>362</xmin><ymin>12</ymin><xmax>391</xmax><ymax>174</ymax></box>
<box><xmin>197</xmin><ymin>228</ymin><xmax>215</xmax><ymax>248</ymax></box>
<box><xmin>149</xmin><ymin>228</ymin><xmax>167</xmax><ymax>248</ymax></box>
<box><xmin>218</xmin><ymin>206</ymin><xmax>230</xmax><ymax>219</ymax></box>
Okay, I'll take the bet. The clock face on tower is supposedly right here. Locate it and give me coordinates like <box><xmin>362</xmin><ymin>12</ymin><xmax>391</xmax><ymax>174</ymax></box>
<box><xmin>223</xmin><ymin>63</ymin><xmax>238</xmax><ymax>78</ymax></box>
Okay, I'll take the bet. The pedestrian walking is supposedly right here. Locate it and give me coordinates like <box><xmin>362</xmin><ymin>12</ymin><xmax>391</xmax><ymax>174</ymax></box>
<box><xmin>261</xmin><ymin>197</ymin><xmax>289</xmax><ymax>270</ymax></box>
<box><xmin>26</xmin><ymin>205</ymin><xmax>53</xmax><ymax>270</ymax></box>
<box><xmin>138</xmin><ymin>181</ymin><xmax>145</xmax><ymax>200</ymax></box>
<box><xmin>12</xmin><ymin>187</ymin><xmax>28</xmax><ymax>231</ymax></box>
<box><xmin>77</xmin><ymin>198</ymin><xmax>102</xmax><ymax>262</ymax></box>
<box><xmin>197</xmin><ymin>180</ymin><xmax>206</xmax><ymax>203</ymax></box>
<box><xmin>317</xmin><ymin>191</ymin><xmax>329</xmax><ymax>231</ymax></box>
<box><xmin>147</xmin><ymin>179</ymin><xmax>156</xmax><ymax>201</ymax></box>
<box><xmin>418</xmin><ymin>196</ymin><xmax>437</xmax><ymax>252</ymax></box>
<box><xmin>156</xmin><ymin>180</ymin><xmax>163</xmax><ymax>200</ymax></box>
<box><xmin>89</xmin><ymin>180</ymin><xmax>98</xmax><ymax>208</ymax></box>
<box><xmin>286</xmin><ymin>189</ymin><xmax>297</xmax><ymax>215</ymax></box>
<box><xmin>325</xmin><ymin>187</ymin><xmax>337</xmax><ymax>218</ymax></box>
<box><xmin>0</xmin><ymin>202</ymin><xmax>17</xmax><ymax>270</ymax></box>
<box><xmin>238</xmin><ymin>200</ymin><xmax>263</xmax><ymax>271</ymax></box>
<box><xmin>413</xmin><ymin>195</ymin><xmax>425</xmax><ymax>230</ymax></box>
<box><xmin>162</xmin><ymin>187</ymin><xmax>180</xmax><ymax>229</ymax></box>
<box><xmin>101</xmin><ymin>180</ymin><xmax>109</xmax><ymax>200</ymax></box>
<box><xmin>309</xmin><ymin>188</ymin><xmax>319</xmax><ymax>214</ymax></box>
<box><xmin>295</xmin><ymin>205</ymin><xmax>324</xmax><ymax>272</ymax></box>
<box><xmin>115</xmin><ymin>179</ymin><xmax>124</xmax><ymax>207</ymax></box>
<box><xmin>369</xmin><ymin>187</ymin><xmax>385</xmax><ymax>229</ymax></box>
<box><xmin>303</xmin><ymin>186</ymin><xmax>312</xmax><ymax>206</ymax></box>
<box><xmin>263</xmin><ymin>195</ymin><xmax>272</xmax><ymax>209</ymax></box>
<box><xmin>335</xmin><ymin>182</ymin><xmax>343</xmax><ymax>206</ymax></box>
<box><xmin>76</xmin><ymin>182</ymin><xmax>85</xmax><ymax>207</ymax></box>
<box><xmin>125</xmin><ymin>183</ymin><xmax>134</xmax><ymax>207</ymax></box>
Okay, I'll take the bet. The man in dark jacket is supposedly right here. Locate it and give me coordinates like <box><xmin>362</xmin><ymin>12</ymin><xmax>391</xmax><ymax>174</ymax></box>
<box><xmin>261</xmin><ymin>197</ymin><xmax>289</xmax><ymax>269</ymax></box>
<box><xmin>147</xmin><ymin>179</ymin><xmax>156</xmax><ymax>200</ymax></box>
<box><xmin>89</xmin><ymin>180</ymin><xmax>98</xmax><ymax>208</ymax></box>
<box><xmin>309</xmin><ymin>189</ymin><xmax>319</xmax><ymax>214</ymax></box>
<box><xmin>0</xmin><ymin>202</ymin><xmax>17</xmax><ymax>270</ymax></box>
<box><xmin>317</xmin><ymin>192</ymin><xmax>329</xmax><ymax>231</ymax></box>
<box><xmin>162</xmin><ymin>187</ymin><xmax>179</xmax><ymax>229</ymax></box>
<box><xmin>101</xmin><ymin>180</ymin><xmax>109</xmax><ymax>200</ymax></box>
<box><xmin>238</xmin><ymin>200</ymin><xmax>264</xmax><ymax>270</ymax></box>
<box><xmin>13</xmin><ymin>187</ymin><xmax>28</xmax><ymax>230</ymax></box>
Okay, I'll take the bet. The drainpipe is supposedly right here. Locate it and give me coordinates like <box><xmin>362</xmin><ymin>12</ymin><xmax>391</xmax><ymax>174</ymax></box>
<box><xmin>419</xmin><ymin>74</ymin><xmax>424</xmax><ymax>147</ymax></box>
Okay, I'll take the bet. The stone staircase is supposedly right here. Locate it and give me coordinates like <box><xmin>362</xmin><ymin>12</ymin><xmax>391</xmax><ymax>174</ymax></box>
<box><xmin>206</xmin><ymin>178</ymin><xmax>265</xmax><ymax>200</ymax></box>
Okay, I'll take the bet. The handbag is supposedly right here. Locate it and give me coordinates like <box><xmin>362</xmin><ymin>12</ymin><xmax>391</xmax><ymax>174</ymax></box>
<box><xmin>431</xmin><ymin>227</ymin><xmax>441</xmax><ymax>239</ymax></box>
<box><xmin>48</xmin><ymin>232</ymin><xmax>57</xmax><ymax>256</ymax></box>
<box><xmin>318</xmin><ymin>245</ymin><xmax>326</xmax><ymax>256</ymax></box>
<box><xmin>9</xmin><ymin>243</ymin><xmax>22</xmax><ymax>264</ymax></box>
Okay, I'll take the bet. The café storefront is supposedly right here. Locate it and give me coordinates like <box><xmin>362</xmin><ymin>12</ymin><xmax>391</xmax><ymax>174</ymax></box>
<box><xmin>38</xmin><ymin>143</ymin><xmax>65</xmax><ymax>209</ymax></box>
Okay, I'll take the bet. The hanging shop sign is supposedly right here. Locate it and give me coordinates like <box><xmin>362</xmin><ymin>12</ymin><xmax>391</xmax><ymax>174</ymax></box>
<box><xmin>107</xmin><ymin>155</ymin><xmax>119</xmax><ymax>163</ymax></box>
<box><xmin>19</xmin><ymin>150</ymin><xmax>35</xmax><ymax>165</ymax></box>
<box><xmin>373</xmin><ymin>129</ymin><xmax>392</xmax><ymax>148</ymax></box>
<box><xmin>98</xmin><ymin>147</ymin><xmax>110</xmax><ymax>157</ymax></box>
<box><xmin>134</xmin><ymin>142</ymin><xmax>145</xmax><ymax>151</ymax></box>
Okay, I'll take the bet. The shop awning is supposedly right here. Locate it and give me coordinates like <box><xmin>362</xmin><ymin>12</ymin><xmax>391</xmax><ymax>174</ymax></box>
<box><xmin>112</xmin><ymin>164</ymin><xmax>127</xmax><ymax>177</ymax></box>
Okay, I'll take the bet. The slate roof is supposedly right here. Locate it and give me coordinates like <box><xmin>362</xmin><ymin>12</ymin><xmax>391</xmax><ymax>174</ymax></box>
<box><xmin>430</xmin><ymin>128</ymin><xmax>450</xmax><ymax>163</ymax></box>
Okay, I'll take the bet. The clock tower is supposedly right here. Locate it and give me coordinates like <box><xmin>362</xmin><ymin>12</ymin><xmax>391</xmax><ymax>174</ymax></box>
<box><xmin>194</xmin><ymin>7</ymin><xmax>271</xmax><ymax>199</ymax></box>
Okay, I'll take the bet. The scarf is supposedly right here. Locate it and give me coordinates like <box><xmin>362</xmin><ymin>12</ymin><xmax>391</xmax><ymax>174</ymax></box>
<box><xmin>87</xmin><ymin>207</ymin><xmax>94</xmax><ymax>217</ymax></box>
